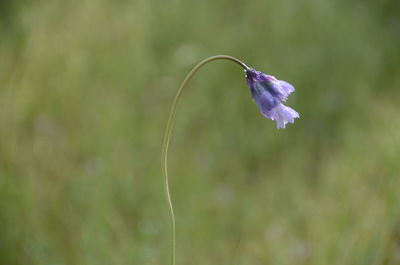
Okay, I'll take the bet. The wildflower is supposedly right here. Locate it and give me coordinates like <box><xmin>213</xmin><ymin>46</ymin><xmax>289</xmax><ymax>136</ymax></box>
<box><xmin>246</xmin><ymin>68</ymin><xmax>299</xmax><ymax>129</ymax></box>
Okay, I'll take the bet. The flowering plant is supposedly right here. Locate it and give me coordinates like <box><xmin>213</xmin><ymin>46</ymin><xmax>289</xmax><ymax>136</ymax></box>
<box><xmin>162</xmin><ymin>55</ymin><xmax>299</xmax><ymax>265</ymax></box>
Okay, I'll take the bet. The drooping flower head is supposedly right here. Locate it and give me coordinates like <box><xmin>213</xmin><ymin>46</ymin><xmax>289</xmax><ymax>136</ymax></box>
<box><xmin>245</xmin><ymin>68</ymin><xmax>299</xmax><ymax>129</ymax></box>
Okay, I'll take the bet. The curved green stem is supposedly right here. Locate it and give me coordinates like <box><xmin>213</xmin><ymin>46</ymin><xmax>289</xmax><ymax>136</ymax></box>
<box><xmin>162</xmin><ymin>55</ymin><xmax>248</xmax><ymax>265</ymax></box>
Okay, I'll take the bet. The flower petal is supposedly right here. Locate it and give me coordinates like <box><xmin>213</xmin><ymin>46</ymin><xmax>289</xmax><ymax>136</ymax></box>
<box><xmin>262</xmin><ymin>80</ymin><xmax>289</xmax><ymax>101</ymax></box>
<box><xmin>278</xmin><ymin>80</ymin><xmax>295</xmax><ymax>97</ymax></box>
<box><xmin>265</xmin><ymin>103</ymin><xmax>299</xmax><ymax>129</ymax></box>
<box><xmin>253</xmin><ymin>84</ymin><xmax>278</xmax><ymax>114</ymax></box>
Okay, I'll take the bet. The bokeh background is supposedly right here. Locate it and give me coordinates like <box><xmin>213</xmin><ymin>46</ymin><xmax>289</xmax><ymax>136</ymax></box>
<box><xmin>1</xmin><ymin>0</ymin><xmax>400</xmax><ymax>264</ymax></box>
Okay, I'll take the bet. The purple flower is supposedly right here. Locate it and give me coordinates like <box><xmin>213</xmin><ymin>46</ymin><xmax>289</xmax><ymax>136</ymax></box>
<box><xmin>246</xmin><ymin>68</ymin><xmax>299</xmax><ymax>129</ymax></box>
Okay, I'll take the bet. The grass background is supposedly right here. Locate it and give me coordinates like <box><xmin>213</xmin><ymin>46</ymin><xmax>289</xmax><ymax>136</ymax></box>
<box><xmin>1</xmin><ymin>0</ymin><xmax>400</xmax><ymax>264</ymax></box>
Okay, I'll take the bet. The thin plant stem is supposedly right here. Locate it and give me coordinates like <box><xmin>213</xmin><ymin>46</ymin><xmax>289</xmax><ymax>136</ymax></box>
<box><xmin>162</xmin><ymin>55</ymin><xmax>249</xmax><ymax>265</ymax></box>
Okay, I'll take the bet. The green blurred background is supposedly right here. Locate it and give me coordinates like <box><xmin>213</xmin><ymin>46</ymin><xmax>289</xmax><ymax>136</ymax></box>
<box><xmin>1</xmin><ymin>0</ymin><xmax>400</xmax><ymax>264</ymax></box>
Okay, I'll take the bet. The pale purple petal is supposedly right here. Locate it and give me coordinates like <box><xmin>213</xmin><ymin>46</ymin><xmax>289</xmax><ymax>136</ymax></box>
<box><xmin>278</xmin><ymin>80</ymin><xmax>295</xmax><ymax>96</ymax></box>
<box><xmin>265</xmin><ymin>80</ymin><xmax>290</xmax><ymax>101</ymax></box>
<box><xmin>269</xmin><ymin>103</ymin><xmax>299</xmax><ymax>129</ymax></box>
